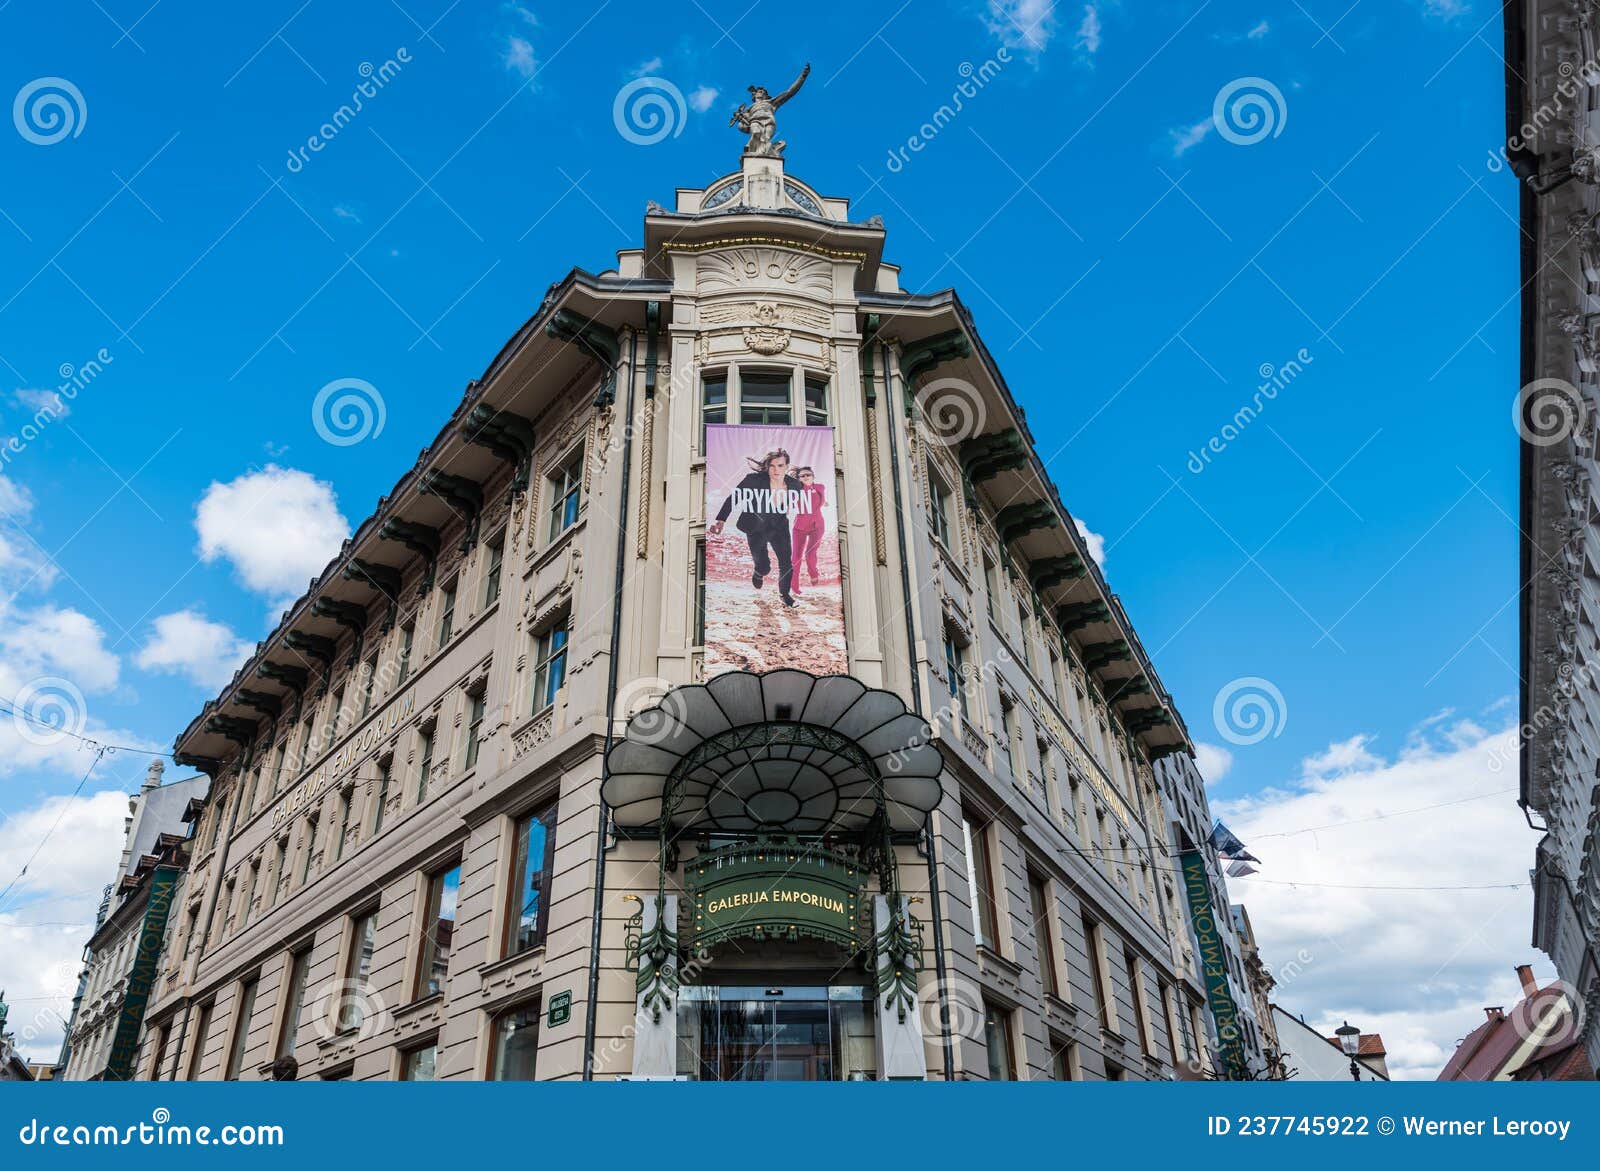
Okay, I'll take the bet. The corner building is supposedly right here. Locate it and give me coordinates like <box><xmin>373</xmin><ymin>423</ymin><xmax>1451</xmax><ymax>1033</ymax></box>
<box><xmin>147</xmin><ymin>151</ymin><xmax>1220</xmax><ymax>1082</ymax></box>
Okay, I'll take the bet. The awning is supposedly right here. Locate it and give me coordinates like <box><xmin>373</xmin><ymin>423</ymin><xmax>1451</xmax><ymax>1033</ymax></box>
<box><xmin>602</xmin><ymin>670</ymin><xmax>943</xmax><ymax>837</ymax></box>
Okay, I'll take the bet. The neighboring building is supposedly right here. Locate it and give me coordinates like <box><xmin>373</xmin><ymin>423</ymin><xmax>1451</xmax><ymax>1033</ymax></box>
<box><xmin>1156</xmin><ymin>752</ymin><xmax>1268</xmax><ymax>1078</ymax></box>
<box><xmin>1</xmin><ymin>992</ymin><xmax>35</xmax><ymax>1081</ymax></box>
<box><xmin>146</xmin><ymin>135</ymin><xmax>1227</xmax><ymax>1082</ymax></box>
<box><xmin>1270</xmin><ymin>1005</ymin><xmax>1387</xmax><ymax>1081</ymax></box>
<box><xmin>60</xmin><ymin>761</ymin><xmax>207</xmax><ymax>1080</ymax></box>
<box><xmin>1506</xmin><ymin>1</ymin><xmax>1600</xmax><ymax>1074</ymax></box>
<box><xmin>1231</xmin><ymin>903</ymin><xmax>1285</xmax><ymax>1077</ymax></box>
<box><xmin>25</xmin><ymin>1063</ymin><xmax>58</xmax><ymax>1081</ymax></box>
<box><xmin>1437</xmin><ymin>964</ymin><xmax>1595</xmax><ymax>1081</ymax></box>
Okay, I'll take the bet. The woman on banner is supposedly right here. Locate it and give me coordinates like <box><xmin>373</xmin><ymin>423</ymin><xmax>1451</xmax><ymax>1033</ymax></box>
<box><xmin>708</xmin><ymin>447</ymin><xmax>805</xmax><ymax>608</ymax></box>
<box><xmin>789</xmin><ymin>465</ymin><xmax>826</xmax><ymax>596</ymax></box>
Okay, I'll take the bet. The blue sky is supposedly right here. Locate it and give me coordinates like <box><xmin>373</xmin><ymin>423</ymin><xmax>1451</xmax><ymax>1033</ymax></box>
<box><xmin>0</xmin><ymin>1</ymin><xmax>1535</xmax><ymax>1074</ymax></box>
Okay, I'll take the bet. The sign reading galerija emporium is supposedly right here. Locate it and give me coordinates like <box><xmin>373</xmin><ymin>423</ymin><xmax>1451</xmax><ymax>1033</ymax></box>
<box><xmin>102</xmin><ymin>865</ymin><xmax>180</xmax><ymax>1081</ymax></box>
<box><xmin>1179</xmin><ymin>850</ymin><xmax>1249</xmax><ymax>1080</ymax></box>
<box><xmin>704</xmin><ymin>424</ymin><xmax>846</xmax><ymax>677</ymax></box>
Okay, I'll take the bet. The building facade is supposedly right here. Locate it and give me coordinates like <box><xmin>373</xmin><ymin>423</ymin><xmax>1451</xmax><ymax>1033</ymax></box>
<box><xmin>1507</xmin><ymin>0</ymin><xmax>1600</xmax><ymax>1074</ymax></box>
<box><xmin>1270</xmin><ymin>1006</ymin><xmax>1387</xmax><ymax>1082</ymax></box>
<box><xmin>60</xmin><ymin>761</ymin><xmax>207</xmax><ymax>1080</ymax></box>
<box><xmin>144</xmin><ymin>146</ymin><xmax>1234</xmax><ymax>1082</ymax></box>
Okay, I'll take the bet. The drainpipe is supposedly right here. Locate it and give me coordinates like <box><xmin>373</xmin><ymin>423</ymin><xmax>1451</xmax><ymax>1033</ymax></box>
<box><xmin>582</xmin><ymin>313</ymin><xmax>641</xmax><ymax>1080</ymax></box>
<box><xmin>878</xmin><ymin>335</ymin><xmax>955</xmax><ymax>1082</ymax></box>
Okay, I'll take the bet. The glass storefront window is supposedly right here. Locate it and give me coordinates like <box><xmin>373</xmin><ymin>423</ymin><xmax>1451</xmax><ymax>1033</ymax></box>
<box><xmin>489</xmin><ymin>1003</ymin><xmax>540</xmax><ymax>1080</ymax></box>
<box><xmin>675</xmin><ymin>985</ymin><xmax>876</xmax><ymax>1081</ymax></box>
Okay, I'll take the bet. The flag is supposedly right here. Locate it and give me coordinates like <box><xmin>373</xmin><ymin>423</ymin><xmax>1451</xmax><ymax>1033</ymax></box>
<box><xmin>1210</xmin><ymin>821</ymin><xmax>1247</xmax><ymax>857</ymax></box>
<box><xmin>1227</xmin><ymin>861</ymin><xmax>1258</xmax><ymax>878</ymax></box>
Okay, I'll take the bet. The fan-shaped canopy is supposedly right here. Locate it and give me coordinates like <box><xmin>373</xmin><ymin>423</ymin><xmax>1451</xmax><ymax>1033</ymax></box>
<box><xmin>603</xmin><ymin>670</ymin><xmax>943</xmax><ymax>837</ymax></box>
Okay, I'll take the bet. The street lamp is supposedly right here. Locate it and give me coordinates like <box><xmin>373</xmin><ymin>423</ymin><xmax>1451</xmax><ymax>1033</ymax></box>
<box><xmin>1334</xmin><ymin>1021</ymin><xmax>1362</xmax><ymax>1081</ymax></box>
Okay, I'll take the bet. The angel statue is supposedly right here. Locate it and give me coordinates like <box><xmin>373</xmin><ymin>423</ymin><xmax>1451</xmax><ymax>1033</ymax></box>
<box><xmin>729</xmin><ymin>63</ymin><xmax>811</xmax><ymax>157</ymax></box>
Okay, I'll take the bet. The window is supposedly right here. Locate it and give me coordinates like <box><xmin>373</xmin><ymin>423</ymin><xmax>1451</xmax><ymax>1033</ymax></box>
<box><xmin>277</xmin><ymin>949</ymin><xmax>311</xmax><ymax>1060</ymax></box>
<box><xmin>928</xmin><ymin>468</ymin><xmax>952</xmax><ymax>546</ymax></box>
<box><xmin>239</xmin><ymin>768</ymin><xmax>258</xmax><ymax>820</ymax></box>
<box><xmin>401</xmin><ymin>1043</ymin><xmax>437</xmax><ymax>1081</ymax></box>
<box><xmin>1160</xmin><ymin>979</ymin><xmax>1183</xmax><ymax>1066</ymax></box>
<box><xmin>983</xmin><ymin>556</ymin><xmax>998</xmax><ymax>622</ymax></box>
<box><xmin>272</xmin><ymin>840</ymin><xmax>290</xmax><ymax>904</ymax></box>
<box><xmin>962</xmin><ymin>812</ymin><xmax>1000</xmax><ymax>951</ymax></box>
<box><xmin>738</xmin><ymin>369</ymin><xmax>791</xmax><ymax>424</ymax></box>
<box><xmin>300</xmin><ymin>817</ymin><xmax>317</xmax><ymax>883</ymax></box>
<box><xmin>330</xmin><ymin>687</ymin><xmax>346</xmax><ymax>739</ymax></box>
<box><xmin>465</xmin><ymin>693</ymin><xmax>486</xmax><ymax>770</ymax></box>
<box><xmin>415</xmin><ymin>863</ymin><xmax>461</xmax><ymax>1000</ymax></box>
<box><xmin>547</xmin><ymin>447</ymin><xmax>584</xmax><ymax>540</ymax></box>
<box><xmin>235</xmin><ymin>864</ymin><xmax>256</xmax><ymax>931</ymax></box>
<box><xmin>1017</xmin><ymin>599</ymin><xmax>1034</xmax><ymax>672</ymax></box>
<box><xmin>1082</xmin><ymin>913</ymin><xmax>1117</xmax><ymax>1033</ymax></box>
<box><xmin>997</xmin><ymin>694</ymin><xmax>1017</xmax><ymax>777</ymax></box>
<box><xmin>1049</xmin><ymin>1035</ymin><xmax>1078</xmax><ymax>1080</ymax></box>
<box><xmin>397</xmin><ymin>622</ymin><xmax>414</xmax><ymax>686</ymax></box>
<box><xmin>186</xmin><ymin>1001</ymin><xmax>214</xmax><ymax>1080</ymax></box>
<box><xmin>701</xmin><ymin>372</ymin><xmax>727</xmax><ymax>445</ymax></box>
<box><xmin>1126</xmin><ymin>945</ymin><xmax>1154</xmax><ymax>1055</ymax></box>
<box><xmin>415</xmin><ymin>728</ymin><xmax>435</xmax><ymax>802</ymax></box>
<box><xmin>1028</xmin><ymin>873</ymin><xmax>1059</xmax><ymax>998</ymax></box>
<box><xmin>693</xmin><ymin>540</ymin><xmax>706</xmax><ymax>646</ymax></box>
<box><xmin>372</xmin><ymin>758</ymin><xmax>392</xmax><ymax>835</ymax></box>
<box><xmin>483</xmin><ymin>535</ymin><xmax>505</xmax><ymax>607</ymax></box>
<box><xmin>532</xmin><ymin>621</ymin><xmax>570</xmax><ymax>714</ymax></box>
<box><xmin>334</xmin><ymin>789</ymin><xmax>353</xmax><ymax>861</ymax></box>
<box><xmin>488</xmin><ymin>1001</ymin><xmax>540</xmax><ymax>1080</ymax></box>
<box><xmin>360</xmin><ymin>655</ymin><xmax>377</xmax><ymax>718</ymax></box>
<box><xmin>804</xmin><ymin>373</ymin><xmax>829</xmax><ymax>426</ymax></box>
<box><xmin>505</xmin><ymin>806</ymin><xmax>556</xmax><ymax>956</ymax></box>
<box><xmin>147</xmin><ymin>1023</ymin><xmax>170</xmax><ymax>1081</ymax></box>
<box><xmin>224</xmin><ymin>976</ymin><xmax>259</xmax><ymax>1080</ymax></box>
<box><xmin>943</xmin><ymin>632</ymin><xmax>965</xmax><ymax>704</ymax></box>
<box><xmin>436</xmin><ymin>578</ymin><xmax>457</xmax><ymax>647</ymax></box>
<box><xmin>340</xmin><ymin>910</ymin><xmax>379</xmax><ymax>1032</ymax></box>
<box><xmin>983</xmin><ymin>1002</ymin><xmax>1015</xmax><ymax>1081</ymax></box>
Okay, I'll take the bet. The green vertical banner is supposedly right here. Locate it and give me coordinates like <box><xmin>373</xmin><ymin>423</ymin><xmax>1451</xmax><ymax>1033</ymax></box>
<box><xmin>102</xmin><ymin>865</ymin><xmax>180</xmax><ymax>1081</ymax></box>
<box><xmin>1179</xmin><ymin>851</ymin><xmax>1248</xmax><ymax>1080</ymax></box>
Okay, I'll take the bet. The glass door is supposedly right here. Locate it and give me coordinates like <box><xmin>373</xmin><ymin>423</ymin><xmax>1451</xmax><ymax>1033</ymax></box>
<box><xmin>678</xmin><ymin>984</ymin><xmax>876</xmax><ymax>1081</ymax></box>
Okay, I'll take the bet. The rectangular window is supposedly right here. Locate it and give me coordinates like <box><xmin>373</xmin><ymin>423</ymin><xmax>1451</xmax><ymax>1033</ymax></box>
<box><xmin>235</xmin><ymin>865</ymin><xmax>256</xmax><ymax>932</ymax></box>
<box><xmin>489</xmin><ymin>1001</ymin><xmax>541</xmax><ymax>1080</ymax></box>
<box><xmin>983</xmin><ymin>1001</ymin><xmax>1015</xmax><ymax>1081</ymax></box>
<box><xmin>505</xmin><ymin>806</ymin><xmax>556</xmax><ymax>956</ymax></box>
<box><xmin>186</xmin><ymin>1001</ymin><xmax>214</xmax><ymax>1081</ymax></box>
<box><xmin>1017</xmin><ymin>600</ymin><xmax>1034</xmax><ymax>672</ymax></box>
<box><xmin>334</xmin><ymin>789</ymin><xmax>352</xmax><ymax>861</ymax></box>
<box><xmin>547</xmin><ymin>447</ymin><xmax>584</xmax><ymax>540</ymax></box>
<box><xmin>148</xmin><ymin>1023</ymin><xmax>170</xmax><ymax>1081</ymax></box>
<box><xmin>465</xmin><ymin>693</ymin><xmax>486</xmax><ymax>770</ymax></box>
<box><xmin>340</xmin><ymin>910</ymin><xmax>379</xmax><ymax>1032</ymax></box>
<box><xmin>738</xmin><ymin>369</ymin><xmax>792</xmax><ymax>424</ymax></box>
<box><xmin>401</xmin><ymin>1044</ymin><xmax>437</xmax><ymax>1081</ymax></box>
<box><xmin>1126</xmin><ymin>945</ymin><xmax>1154</xmax><ymax>1055</ymax></box>
<box><xmin>1083</xmin><ymin>913</ymin><xmax>1115</xmax><ymax>1033</ymax></box>
<box><xmin>963</xmin><ymin>812</ymin><xmax>1000</xmax><ymax>951</ymax></box>
<box><xmin>928</xmin><ymin>469</ymin><xmax>952</xmax><ymax>546</ymax></box>
<box><xmin>272</xmin><ymin>841</ymin><xmax>291</xmax><ymax>905</ymax></box>
<box><xmin>397</xmin><ymin>622</ymin><xmax>414</xmax><ymax>686</ymax></box>
<box><xmin>224</xmin><ymin>976</ymin><xmax>258</xmax><ymax>1081</ymax></box>
<box><xmin>483</xmin><ymin>536</ymin><xmax>505</xmax><ymax>607</ymax></box>
<box><xmin>416</xmin><ymin>729</ymin><xmax>435</xmax><ymax>802</ymax></box>
<box><xmin>701</xmin><ymin>372</ymin><xmax>727</xmax><ymax>446</ymax></box>
<box><xmin>983</xmin><ymin>556</ymin><xmax>998</xmax><ymax>622</ymax></box>
<box><xmin>300</xmin><ymin>818</ymin><xmax>317</xmax><ymax>883</ymax></box>
<box><xmin>360</xmin><ymin>655</ymin><xmax>377</xmax><ymax>718</ymax></box>
<box><xmin>532</xmin><ymin>622</ymin><xmax>570</xmax><ymax>714</ymax></box>
<box><xmin>943</xmin><ymin>633</ymin><xmax>965</xmax><ymax>704</ymax></box>
<box><xmin>415</xmin><ymin>863</ymin><xmax>462</xmax><ymax>1000</ymax></box>
<box><xmin>372</xmin><ymin>759</ymin><xmax>392</xmax><ymax>835</ymax></box>
<box><xmin>1028</xmin><ymin>872</ymin><xmax>1059</xmax><ymax>998</ymax></box>
<box><xmin>330</xmin><ymin>687</ymin><xmax>346</xmax><ymax>740</ymax></box>
<box><xmin>1049</xmin><ymin>1035</ymin><xmax>1077</xmax><ymax>1081</ymax></box>
<box><xmin>277</xmin><ymin>949</ymin><xmax>311</xmax><ymax>1060</ymax></box>
<box><xmin>693</xmin><ymin>540</ymin><xmax>706</xmax><ymax>646</ymax></box>
<box><xmin>804</xmin><ymin>374</ymin><xmax>829</xmax><ymax>426</ymax></box>
<box><xmin>1160</xmin><ymin>979</ymin><xmax>1182</xmax><ymax>1066</ymax></box>
<box><xmin>436</xmin><ymin>579</ymin><xmax>457</xmax><ymax>647</ymax></box>
<box><xmin>997</xmin><ymin>695</ymin><xmax>1016</xmax><ymax>776</ymax></box>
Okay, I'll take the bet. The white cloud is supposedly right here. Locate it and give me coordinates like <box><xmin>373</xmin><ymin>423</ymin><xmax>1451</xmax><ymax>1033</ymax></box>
<box><xmin>136</xmin><ymin>609</ymin><xmax>255</xmax><ymax>691</ymax></box>
<box><xmin>986</xmin><ymin>0</ymin><xmax>1057</xmax><ymax>54</ymax></box>
<box><xmin>1074</xmin><ymin>4</ymin><xmax>1101</xmax><ymax>55</ymax></box>
<box><xmin>0</xmin><ymin>603</ymin><xmax>119</xmax><ymax>693</ymax></box>
<box><xmin>632</xmin><ymin>57</ymin><xmax>664</xmax><ymax>77</ymax></box>
<box><xmin>1422</xmin><ymin>0</ymin><xmax>1469</xmax><ymax>18</ymax></box>
<box><xmin>0</xmin><ymin>474</ymin><xmax>31</xmax><ymax>520</ymax></box>
<box><xmin>12</xmin><ymin>388</ymin><xmax>70</xmax><ymax>420</ymax></box>
<box><xmin>194</xmin><ymin>464</ymin><xmax>349</xmax><ymax>605</ymax></box>
<box><xmin>0</xmin><ymin>788</ymin><xmax>133</xmax><ymax>1061</ymax></box>
<box><xmin>1169</xmin><ymin>118</ymin><xmax>1214</xmax><ymax>156</ymax></box>
<box><xmin>1217</xmin><ymin>717</ymin><xmax>1542</xmax><ymax>1079</ymax></box>
<box><xmin>504</xmin><ymin>36</ymin><xmax>536</xmax><ymax>78</ymax></box>
<box><xmin>1074</xmin><ymin>517</ymin><xmax>1106</xmax><ymax>567</ymax></box>
<box><xmin>688</xmin><ymin>85</ymin><xmax>720</xmax><ymax>113</ymax></box>
<box><xmin>332</xmin><ymin>204</ymin><xmax>361</xmax><ymax>223</ymax></box>
<box><xmin>0</xmin><ymin>475</ymin><xmax>55</xmax><ymax>590</ymax></box>
<box><xmin>1247</xmin><ymin>19</ymin><xmax>1270</xmax><ymax>39</ymax></box>
<box><xmin>1193</xmin><ymin>741</ymin><xmax>1234</xmax><ymax>783</ymax></box>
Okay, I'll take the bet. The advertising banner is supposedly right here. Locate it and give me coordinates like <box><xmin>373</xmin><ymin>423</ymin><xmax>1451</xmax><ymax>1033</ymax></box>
<box><xmin>102</xmin><ymin>864</ymin><xmax>180</xmax><ymax>1081</ymax></box>
<box><xmin>1180</xmin><ymin>849</ymin><xmax>1250</xmax><ymax>1080</ymax></box>
<box><xmin>704</xmin><ymin>423</ymin><xmax>846</xmax><ymax>677</ymax></box>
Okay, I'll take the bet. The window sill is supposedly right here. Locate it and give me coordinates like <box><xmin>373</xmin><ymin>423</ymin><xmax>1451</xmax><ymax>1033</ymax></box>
<box><xmin>479</xmin><ymin>943</ymin><xmax>546</xmax><ymax>983</ymax></box>
<box><xmin>976</xmin><ymin>943</ymin><xmax>1024</xmax><ymax>977</ymax></box>
<box><xmin>1044</xmin><ymin>993</ymin><xmax>1078</xmax><ymax>1016</ymax></box>
<box><xmin>532</xmin><ymin>517</ymin><xmax>586</xmax><ymax>574</ymax></box>
<box><xmin>394</xmin><ymin>991</ymin><xmax>444</xmax><ymax>1021</ymax></box>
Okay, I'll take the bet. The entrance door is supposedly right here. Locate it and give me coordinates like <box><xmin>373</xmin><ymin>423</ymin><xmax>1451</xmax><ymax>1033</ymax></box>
<box><xmin>679</xmin><ymin>985</ymin><xmax>876</xmax><ymax>1081</ymax></box>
